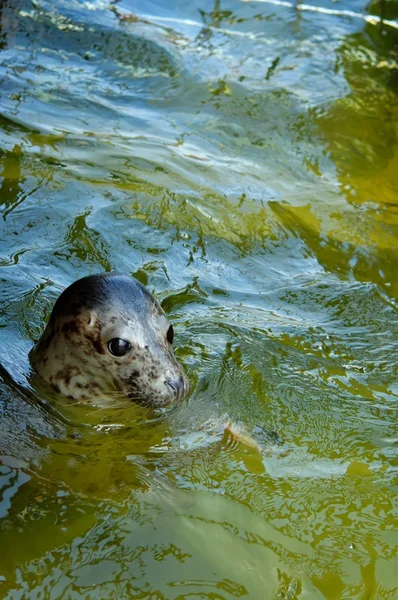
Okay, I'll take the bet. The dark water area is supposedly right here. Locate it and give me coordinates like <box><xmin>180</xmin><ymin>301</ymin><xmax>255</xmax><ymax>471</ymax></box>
<box><xmin>0</xmin><ymin>0</ymin><xmax>397</xmax><ymax>598</ymax></box>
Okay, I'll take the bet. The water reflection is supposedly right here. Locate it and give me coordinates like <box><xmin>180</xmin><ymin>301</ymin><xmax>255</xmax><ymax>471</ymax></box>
<box><xmin>0</xmin><ymin>0</ymin><xmax>397</xmax><ymax>597</ymax></box>
<box><xmin>316</xmin><ymin>18</ymin><xmax>398</xmax><ymax>297</ymax></box>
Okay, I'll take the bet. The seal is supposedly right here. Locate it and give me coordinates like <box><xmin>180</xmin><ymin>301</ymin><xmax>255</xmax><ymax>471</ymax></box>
<box><xmin>29</xmin><ymin>273</ymin><xmax>189</xmax><ymax>407</ymax></box>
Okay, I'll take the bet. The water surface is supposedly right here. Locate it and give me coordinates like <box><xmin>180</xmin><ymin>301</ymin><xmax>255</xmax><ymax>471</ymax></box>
<box><xmin>0</xmin><ymin>0</ymin><xmax>397</xmax><ymax>598</ymax></box>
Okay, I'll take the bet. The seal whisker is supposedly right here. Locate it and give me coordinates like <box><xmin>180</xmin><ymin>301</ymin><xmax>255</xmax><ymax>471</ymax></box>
<box><xmin>85</xmin><ymin>400</ymin><xmax>131</xmax><ymax>415</ymax></box>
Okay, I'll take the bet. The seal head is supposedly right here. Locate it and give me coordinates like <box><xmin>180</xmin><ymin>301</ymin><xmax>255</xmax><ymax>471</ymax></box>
<box><xmin>29</xmin><ymin>273</ymin><xmax>189</xmax><ymax>407</ymax></box>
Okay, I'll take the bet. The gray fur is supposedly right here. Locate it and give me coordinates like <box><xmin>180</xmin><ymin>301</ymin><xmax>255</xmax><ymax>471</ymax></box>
<box><xmin>29</xmin><ymin>273</ymin><xmax>189</xmax><ymax>407</ymax></box>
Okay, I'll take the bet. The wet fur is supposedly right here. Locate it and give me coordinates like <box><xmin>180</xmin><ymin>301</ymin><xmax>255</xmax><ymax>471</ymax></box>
<box><xmin>30</xmin><ymin>274</ymin><xmax>188</xmax><ymax>407</ymax></box>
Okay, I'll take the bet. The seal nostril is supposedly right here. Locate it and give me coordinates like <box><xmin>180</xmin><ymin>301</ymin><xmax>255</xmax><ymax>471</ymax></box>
<box><xmin>177</xmin><ymin>375</ymin><xmax>185</xmax><ymax>395</ymax></box>
<box><xmin>164</xmin><ymin>378</ymin><xmax>177</xmax><ymax>395</ymax></box>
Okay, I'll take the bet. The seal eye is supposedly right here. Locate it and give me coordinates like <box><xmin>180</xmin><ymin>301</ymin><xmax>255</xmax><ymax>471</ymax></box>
<box><xmin>108</xmin><ymin>338</ymin><xmax>130</xmax><ymax>357</ymax></box>
<box><xmin>167</xmin><ymin>325</ymin><xmax>174</xmax><ymax>344</ymax></box>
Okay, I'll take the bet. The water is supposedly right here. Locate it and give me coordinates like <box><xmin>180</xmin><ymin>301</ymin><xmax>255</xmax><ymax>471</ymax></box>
<box><xmin>0</xmin><ymin>0</ymin><xmax>397</xmax><ymax>597</ymax></box>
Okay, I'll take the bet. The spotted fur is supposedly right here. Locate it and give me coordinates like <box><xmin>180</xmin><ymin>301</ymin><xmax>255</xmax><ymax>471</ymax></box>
<box><xmin>30</xmin><ymin>273</ymin><xmax>189</xmax><ymax>407</ymax></box>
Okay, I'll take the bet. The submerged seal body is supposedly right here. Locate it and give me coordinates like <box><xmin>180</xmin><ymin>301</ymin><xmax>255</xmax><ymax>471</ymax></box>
<box><xmin>30</xmin><ymin>273</ymin><xmax>189</xmax><ymax>407</ymax></box>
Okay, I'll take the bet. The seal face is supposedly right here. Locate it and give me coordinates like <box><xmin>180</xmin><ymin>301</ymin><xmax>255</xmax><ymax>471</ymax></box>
<box><xmin>29</xmin><ymin>273</ymin><xmax>189</xmax><ymax>407</ymax></box>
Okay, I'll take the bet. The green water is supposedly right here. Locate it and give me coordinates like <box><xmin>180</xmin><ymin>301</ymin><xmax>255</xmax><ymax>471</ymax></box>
<box><xmin>0</xmin><ymin>0</ymin><xmax>397</xmax><ymax>597</ymax></box>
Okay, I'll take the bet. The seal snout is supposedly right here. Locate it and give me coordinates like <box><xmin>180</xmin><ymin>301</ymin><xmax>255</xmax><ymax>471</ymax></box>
<box><xmin>164</xmin><ymin>375</ymin><xmax>188</xmax><ymax>401</ymax></box>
